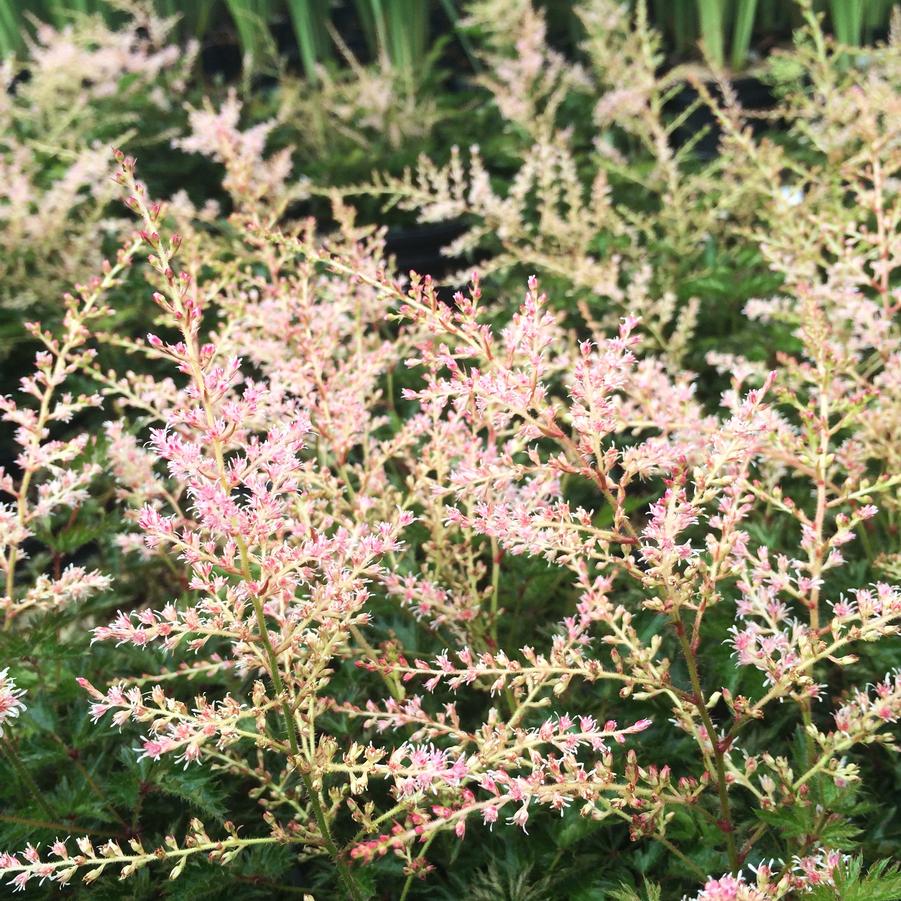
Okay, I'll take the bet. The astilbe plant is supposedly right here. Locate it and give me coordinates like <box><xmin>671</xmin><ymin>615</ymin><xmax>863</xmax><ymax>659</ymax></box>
<box><xmin>352</xmin><ymin>0</ymin><xmax>901</xmax><ymax>381</ymax></box>
<box><xmin>317</xmin><ymin>258</ymin><xmax>901</xmax><ymax>895</ymax></box>
<box><xmin>0</xmin><ymin>142</ymin><xmax>898</xmax><ymax>898</ymax></box>
<box><xmin>0</xmin><ymin>668</ymin><xmax>26</xmax><ymax>736</ymax></box>
<box><xmin>276</xmin><ymin>27</ymin><xmax>442</xmax><ymax>164</ymax></box>
<box><xmin>353</xmin><ymin>0</ymin><xmax>732</xmax><ymax>363</ymax></box>
<box><xmin>0</xmin><ymin>5</ymin><xmax>195</xmax><ymax>323</ymax></box>
<box><xmin>1</xmin><ymin>237</ymin><xmax>140</xmax><ymax>628</ymax></box>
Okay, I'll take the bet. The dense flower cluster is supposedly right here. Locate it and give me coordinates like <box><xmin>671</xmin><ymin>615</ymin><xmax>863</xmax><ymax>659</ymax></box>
<box><xmin>687</xmin><ymin>850</ymin><xmax>846</xmax><ymax>900</ymax></box>
<box><xmin>0</xmin><ymin>668</ymin><xmax>25</xmax><ymax>736</ymax></box>
<box><xmin>0</xmin><ymin>2</ymin><xmax>899</xmax><ymax>898</ymax></box>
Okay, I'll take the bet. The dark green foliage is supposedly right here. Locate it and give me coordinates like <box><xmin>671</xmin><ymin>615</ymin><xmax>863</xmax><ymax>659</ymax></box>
<box><xmin>805</xmin><ymin>857</ymin><xmax>901</xmax><ymax>901</ymax></box>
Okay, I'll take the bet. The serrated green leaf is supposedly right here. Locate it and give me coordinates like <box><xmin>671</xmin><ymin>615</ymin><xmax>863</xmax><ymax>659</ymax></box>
<box><xmin>155</xmin><ymin>768</ymin><xmax>229</xmax><ymax>823</ymax></box>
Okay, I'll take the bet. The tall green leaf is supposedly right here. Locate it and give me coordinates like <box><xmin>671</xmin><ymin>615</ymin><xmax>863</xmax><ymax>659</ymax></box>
<box><xmin>286</xmin><ymin>0</ymin><xmax>332</xmax><ymax>82</ymax></box>
<box><xmin>730</xmin><ymin>0</ymin><xmax>758</xmax><ymax>69</ymax></box>
<box><xmin>830</xmin><ymin>0</ymin><xmax>865</xmax><ymax>44</ymax></box>
<box><xmin>696</xmin><ymin>0</ymin><xmax>725</xmax><ymax>66</ymax></box>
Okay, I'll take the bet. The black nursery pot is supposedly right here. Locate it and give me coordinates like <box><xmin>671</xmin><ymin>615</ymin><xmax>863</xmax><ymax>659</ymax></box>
<box><xmin>666</xmin><ymin>76</ymin><xmax>780</xmax><ymax>158</ymax></box>
<box><xmin>200</xmin><ymin>39</ymin><xmax>243</xmax><ymax>82</ymax></box>
<box><xmin>385</xmin><ymin>220</ymin><xmax>471</xmax><ymax>282</ymax></box>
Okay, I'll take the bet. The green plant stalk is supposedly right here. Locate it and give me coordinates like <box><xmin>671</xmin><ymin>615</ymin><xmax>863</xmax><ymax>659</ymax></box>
<box><xmin>489</xmin><ymin>536</ymin><xmax>501</xmax><ymax>644</ymax></box>
<box><xmin>223</xmin><ymin>0</ymin><xmax>273</xmax><ymax>69</ymax></box>
<box><xmin>675</xmin><ymin>0</ymin><xmax>697</xmax><ymax>56</ymax></box>
<box><xmin>50</xmin><ymin>733</ymin><xmax>129</xmax><ymax>829</ymax></box>
<box><xmin>1</xmin><ymin>738</ymin><xmax>57</xmax><ymax>820</ymax></box>
<box><xmin>9</xmin><ymin>834</ymin><xmax>285</xmax><ymax>884</ymax></box>
<box><xmin>0</xmin><ymin>812</ymin><xmax>118</xmax><ymax>838</ymax></box>
<box><xmin>291</xmin><ymin>0</ymin><xmax>319</xmax><ymax>80</ymax></box>
<box><xmin>0</xmin><ymin>1</ymin><xmax>21</xmax><ymax>58</ymax></box>
<box><xmin>176</xmin><ymin>0</ymin><xmax>217</xmax><ymax>44</ymax></box>
<box><xmin>697</xmin><ymin>0</ymin><xmax>725</xmax><ymax>66</ymax></box>
<box><xmin>865</xmin><ymin>0</ymin><xmax>895</xmax><ymax>39</ymax></box>
<box><xmin>830</xmin><ymin>0</ymin><xmax>864</xmax><ymax>45</ymax></box>
<box><xmin>674</xmin><ymin>619</ymin><xmax>740</xmax><ymax>873</ymax></box>
<box><xmin>399</xmin><ymin>831</ymin><xmax>436</xmax><ymax>901</ymax></box>
<box><xmin>653</xmin><ymin>833</ymin><xmax>707</xmax><ymax>880</ymax></box>
<box><xmin>353</xmin><ymin>0</ymin><xmax>384</xmax><ymax>63</ymax></box>
<box><xmin>226</xmin><ymin>464</ymin><xmax>361</xmax><ymax>901</ymax></box>
<box><xmin>392</xmin><ymin>0</ymin><xmax>427</xmax><ymax>77</ymax></box>
<box><xmin>287</xmin><ymin>0</ymin><xmax>332</xmax><ymax>83</ymax></box>
<box><xmin>437</xmin><ymin>0</ymin><xmax>481</xmax><ymax>72</ymax></box>
<box><xmin>200</xmin><ymin>438</ymin><xmax>361</xmax><ymax>900</ymax></box>
<box><xmin>730</xmin><ymin>0</ymin><xmax>758</xmax><ymax>70</ymax></box>
<box><xmin>354</xmin><ymin>0</ymin><xmax>428</xmax><ymax>80</ymax></box>
<box><xmin>246</xmin><ymin>594</ymin><xmax>361</xmax><ymax>901</ymax></box>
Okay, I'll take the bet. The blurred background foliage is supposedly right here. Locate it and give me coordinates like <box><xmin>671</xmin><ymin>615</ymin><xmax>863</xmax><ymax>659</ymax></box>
<box><xmin>0</xmin><ymin>0</ymin><xmax>898</xmax><ymax>77</ymax></box>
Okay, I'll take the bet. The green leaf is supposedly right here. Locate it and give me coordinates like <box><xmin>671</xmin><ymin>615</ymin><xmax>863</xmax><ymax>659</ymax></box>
<box><xmin>805</xmin><ymin>857</ymin><xmax>901</xmax><ymax>901</ymax></box>
<box><xmin>155</xmin><ymin>768</ymin><xmax>229</xmax><ymax>824</ymax></box>
<box><xmin>23</xmin><ymin>701</ymin><xmax>56</xmax><ymax>733</ymax></box>
<box><xmin>554</xmin><ymin>811</ymin><xmax>605</xmax><ymax>849</ymax></box>
<box><xmin>754</xmin><ymin>805</ymin><xmax>813</xmax><ymax>839</ymax></box>
<box><xmin>35</xmin><ymin>520</ymin><xmax>108</xmax><ymax>555</ymax></box>
<box><xmin>609</xmin><ymin>880</ymin><xmax>663</xmax><ymax>901</ymax></box>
